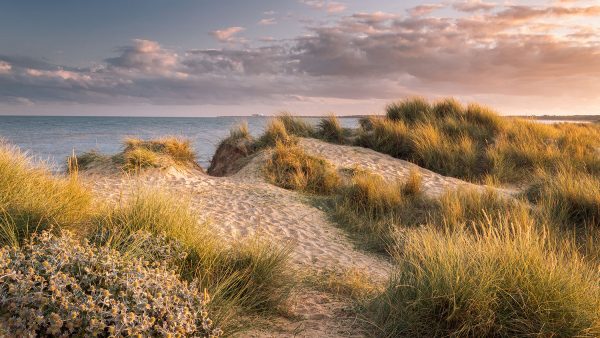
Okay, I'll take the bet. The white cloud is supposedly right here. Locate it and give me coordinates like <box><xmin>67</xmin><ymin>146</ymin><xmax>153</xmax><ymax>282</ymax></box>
<box><xmin>210</xmin><ymin>26</ymin><xmax>245</xmax><ymax>42</ymax></box>
<box><xmin>452</xmin><ymin>0</ymin><xmax>496</xmax><ymax>13</ymax></box>
<box><xmin>409</xmin><ymin>4</ymin><xmax>445</xmax><ymax>16</ymax></box>
<box><xmin>0</xmin><ymin>61</ymin><xmax>11</xmax><ymax>74</ymax></box>
<box><xmin>299</xmin><ymin>0</ymin><xmax>346</xmax><ymax>13</ymax></box>
<box><xmin>258</xmin><ymin>18</ymin><xmax>277</xmax><ymax>25</ymax></box>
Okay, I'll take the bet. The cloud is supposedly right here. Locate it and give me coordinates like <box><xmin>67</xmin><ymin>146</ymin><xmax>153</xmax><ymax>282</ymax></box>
<box><xmin>0</xmin><ymin>61</ymin><xmax>11</xmax><ymax>74</ymax></box>
<box><xmin>2</xmin><ymin>2</ymin><xmax>600</xmax><ymax>115</ymax></box>
<box><xmin>299</xmin><ymin>0</ymin><xmax>346</xmax><ymax>13</ymax></box>
<box><xmin>210</xmin><ymin>27</ymin><xmax>245</xmax><ymax>43</ymax></box>
<box><xmin>105</xmin><ymin>39</ymin><xmax>179</xmax><ymax>75</ymax></box>
<box><xmin>409</xmin><ymin>4</ymin><xmax>445</xmax><ymax>16</ymax></box>
<box><xmin>327</xmin><ymin>2</ymin><xmax>347</xmax><ymax>13</ymax></box>
<box><xmin>258</xmin><ymin>18</ymin><xmax>277</xmax><ymax>25</ymax></box>
<box><xmin>452</xmin><ymin>0</ymin><xmax>496</xmax><ymax>13</ymax></box>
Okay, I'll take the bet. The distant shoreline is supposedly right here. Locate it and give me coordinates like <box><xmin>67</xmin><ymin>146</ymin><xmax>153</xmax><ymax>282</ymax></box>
<box><xmin>0</xmin><ymin>114</ymin><xmax>598</xmax><ymax>121</ymax></box>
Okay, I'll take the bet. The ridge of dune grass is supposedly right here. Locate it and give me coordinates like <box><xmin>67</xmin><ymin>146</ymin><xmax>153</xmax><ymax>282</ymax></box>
<box><xmin>0</xmin><ymin>142</ymin><xmax>294</xmax><ymax>335</ymax></box>
<box><xmin>354</xmin><ymin>97</ymin><xmax>600</xmax><ymax>184</ymax></box>
<box><xmin>369</xmin><ymin>218</ymin><xmax>600</xmax><ymax>337</ymax></box>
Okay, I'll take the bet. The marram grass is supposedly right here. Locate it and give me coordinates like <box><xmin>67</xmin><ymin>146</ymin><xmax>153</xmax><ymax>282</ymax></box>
<box><xmin>370</xmin><ymin>218</ymin><xmax>600</xmax><ymax>337</ymax></box>
<box><xmin>0</xmin><ymin>143</ymin><xmax>92</xmax><ymax>246</ymax></box>
<box><xmin>264</xmin><ymin>141</ymin><xmax>341</xmax><ymax>195</ymax></box>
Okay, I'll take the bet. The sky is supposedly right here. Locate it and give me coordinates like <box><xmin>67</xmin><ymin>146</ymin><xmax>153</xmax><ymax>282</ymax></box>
<box><xmin>1</xmin><ymin>0</ymin><xmax>600</xmax><ymax>116</ymax></box>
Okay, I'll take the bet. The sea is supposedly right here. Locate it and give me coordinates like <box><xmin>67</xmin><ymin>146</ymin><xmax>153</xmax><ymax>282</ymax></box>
<box><xmin>0</xmin><ymin>116</ymin><xmax>360</xmax><ymax>171</ymax></box>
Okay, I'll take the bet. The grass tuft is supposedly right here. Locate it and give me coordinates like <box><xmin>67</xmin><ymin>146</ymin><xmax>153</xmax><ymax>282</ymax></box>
<box><xmin>386</xmin><ymin>97</ymin><xmax>432</xmax><ymax>123</ymax></box>
<box><xmin>256</xmin><ymin>119</ymin><xmax>296</xmax><ymax>148</ymax></box>
<box><xmin>276</xmin><ymin>112</ymin><xmax>315</xmax><ymax>137</ymax></box>
<box><xmin>0</xmin><ymin>144</ymin><xmax>92</xmax><ymax>246</ymax></box>
<box><xmin>333</xmin><ymin>170</ymin><xmax>430</xmax><ymax>252</ymax></box>
<box><xmin>264</xmin><ymin>141</ymin><xmax>341</xmax><ymax>194</ymax></box>
<box><xmin>317</xmin><ymin>114</ymin><xmax>345</xmax><ymax>143</ymax></box>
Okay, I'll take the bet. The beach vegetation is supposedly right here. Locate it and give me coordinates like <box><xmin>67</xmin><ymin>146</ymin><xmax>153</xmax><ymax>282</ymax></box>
<box><xmin>256</xmin><ymin>119</ymin><xmax>297</xmax><ymax>148</ymax></box>
<box><xmin>354</xmin><ymin>97</ymin><xmax>600</xmax><ymax>184</ymax></box>
<box><xmin>275</xmin><ymin>112</ymin><xmax>315</xmax><ymax>137</ymax></box>
<box><xmin>333</xmin><ymin>170</ymin><xmax>430</xmax><ymax>252</ymax></box>
<box><xmin>264</xmin><ymin>141</ymin><xmax>340</xmax><ymax>194</ymax></box>
<box><xmin>0</xmin><ymin>230</ymin><xmax>221</xmax><ymax>337</ymax></box>
<box><xmin>0</xmin><ymin>144</ymin><xmax>92</xmax><ymax>247</ymax></box>
<box><xmin>317</xmin><ymin>114</ymin><xmax>346</xmax><ymax>143</ymax></box>
<box><xmin>369</xmin><ymin>219</ymin><xmax>600</xmax><ymax>337</ymax></box>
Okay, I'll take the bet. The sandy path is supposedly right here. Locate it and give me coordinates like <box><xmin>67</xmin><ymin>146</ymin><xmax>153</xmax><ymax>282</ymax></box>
<box><xmin>85</xmin><ymin>146</ymin><xmax>391</xmax><ymax>337</ymax></box>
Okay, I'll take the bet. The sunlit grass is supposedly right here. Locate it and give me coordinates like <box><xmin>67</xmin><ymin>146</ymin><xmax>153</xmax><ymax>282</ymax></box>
<box><xmin>0</xmin><ymin>143</ymin><xmax>92</xmax><ymax>246</ymax></box>
<box><xmin>264</xmin><ymin>141</ymin><xmax>340</xmax><ymax>195</ymax></box>
<box><xmin>370</xmin><ymin>218</ymin><xmax>600</xmax><ymax>337</ymax></box>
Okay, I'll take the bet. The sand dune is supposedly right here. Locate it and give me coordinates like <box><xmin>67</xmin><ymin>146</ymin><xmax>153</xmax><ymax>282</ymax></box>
<box><xmin>84</xmin><ymin>137</ymin><xmax>502</xmax><ymax>337</ymax></box>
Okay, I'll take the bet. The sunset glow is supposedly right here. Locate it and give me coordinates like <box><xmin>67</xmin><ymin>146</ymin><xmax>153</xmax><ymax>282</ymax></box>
<box><xmin>1</xmin><ymin>0</ymin><xmax>599</xmax><ymax>116</ymax></box>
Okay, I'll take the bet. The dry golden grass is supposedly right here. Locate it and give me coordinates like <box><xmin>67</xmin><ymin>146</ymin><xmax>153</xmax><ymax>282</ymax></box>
<box><xmin>0</xmin><ymin>144</ymin><xmax>92</xmax><ymax>246</ymax></box>
<box><xmin>333</xmin><ymin>170</ymin><xmax>430</xmax><ymax>253</ymax></box>
<box><xmin>256</xmin><ymin>119</ymin><xmax>297</xmax><ymax>148</ymax></box>
<box><xmin>121</xmin><ymin>136</ymin><xmax>197</xmax><ymax>171</ymax></box>
<box><xmin>370</xmin><ymin>218</ymin><xmax>600</xmax><ymax>337</ymax></box>
<box><xmin>307</xmin><ymin>268</ymin><xmax>381</xmax><ymax>301</ymax></box>
<box><xmin>355</xmin><ymin>97</ymin><xmax>600</xmax><ymax>184</ymax></box>
<box><xmin>317</xmin><ymin>114</ymin><xmax>345</xmax><ymax>143</ymax></box>
<box><xmin>275</xmin><ymin>112</ymin><xmax>315</xmax><ymax>137</ymax></box>
<box><xmin>70</xmin><ymin>137</ymin><xmax>200</xmax><ymax>173</ymax></box>
<box><xmin>264</xmin><ymin>141</ymin><xmax>341</xmax><ymax>194</ymax></box>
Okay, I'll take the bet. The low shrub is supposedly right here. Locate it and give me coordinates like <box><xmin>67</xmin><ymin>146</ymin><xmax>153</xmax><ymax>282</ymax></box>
<box><xmin>264</xmin><ymin>141</ymin><xmax>340</xmax><ymax>194</ymax></box>
<box><xmin>370</xmin><ymin>219</ymin><xmax>600</xmax><ymax>337</ymax></box>
<box><xmin>0</xmin><ymin>230</ymin><xmax>222</xmax><ymax>337</ymax></box>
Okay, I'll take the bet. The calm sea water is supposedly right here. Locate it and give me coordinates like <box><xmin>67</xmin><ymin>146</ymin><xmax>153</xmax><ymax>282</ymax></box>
<box><xmin>0</xmin><ymin>116</ymin><xmax>360</xmax><ymax>171</ymax></box>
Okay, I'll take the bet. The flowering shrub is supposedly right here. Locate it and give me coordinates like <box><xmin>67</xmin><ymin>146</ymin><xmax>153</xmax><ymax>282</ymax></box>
<box><xmin>0</xmin><ymin>231</ymin><xmax>222</xmax><ymax>337</ymax></box>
